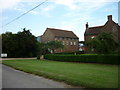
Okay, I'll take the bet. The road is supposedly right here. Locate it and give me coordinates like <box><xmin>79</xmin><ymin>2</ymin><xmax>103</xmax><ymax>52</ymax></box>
<box><xmin>2</xmin><ymin>65</ymin><xmax>71</xmax><ymax>88</ymax></box>
<box><xmin>1</xmin><ymin>58</ymin><xmax>36</xmax><ymax>60</ymax></box>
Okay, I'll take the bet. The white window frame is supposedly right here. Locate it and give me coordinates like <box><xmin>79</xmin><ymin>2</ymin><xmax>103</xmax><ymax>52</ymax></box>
<box><xmin>66</xmin><ymin>42</ymin><xmax>69</xmax><ymax>45</ymax></box>
<box><xmin>63</xmin><ymin>41</ymin><xmax>65</xmax><ymax>45</ymax></box>
<box><xmin>74</xmin><ymin>42</ymin><xmax>76</xmax><ymax>45</ymax></box>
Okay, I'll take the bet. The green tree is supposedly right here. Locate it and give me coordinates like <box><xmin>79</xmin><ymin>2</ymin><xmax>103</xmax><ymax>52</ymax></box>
<box><xmin>37</xmin><ymin>42</ymin><xmax>50</xmax><ymax>55</ymax></box>
<box><xmin>47</xmin><ymin>41</ymin><xmax>64</xmax><ymax>53</ymax></box>
<box><xmin>37</xmin><ymin>41</ymin><xmax>64</xmax><ymax>55</ymax></box>
<box><xmin>2</xmin><ymin>28</ymin><xmax>38</xmax><ymax>57</ymax></box>
<box><xmin>2</xmin><ymin>32</ymin><xmax>17</xmax><ymax>57</ymax></box>
<box><xmin>17</xmin><ymin>28</ymin><xmax>38</xmax><ymax>57</ymax></box>
<box><xmin>86</xmin><ymin>32</ymin><xmax>118</xmax><ymax>54</ymax></box>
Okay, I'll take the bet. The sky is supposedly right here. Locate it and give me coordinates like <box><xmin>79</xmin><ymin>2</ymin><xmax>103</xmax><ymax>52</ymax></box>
<box><xmin>0</xmin><ymin>0</ymin><xmax>119</xmax><ymax>41</ymax></box>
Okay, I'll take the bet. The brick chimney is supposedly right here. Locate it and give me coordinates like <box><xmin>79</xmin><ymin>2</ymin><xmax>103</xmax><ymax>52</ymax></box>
<box><xmin>86</xmin><ymin>22</ymin><xmax>88</xmax><ymax>29</ymax></box>
<box><xmin>108</xmin><ymin>15</ymin><xmax>112</xmax><ymax>21</ymax></box>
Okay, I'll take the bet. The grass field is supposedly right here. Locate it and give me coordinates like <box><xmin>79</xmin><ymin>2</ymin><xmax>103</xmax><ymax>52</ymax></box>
<box><xmin>2</xmin><ymin>59</ymin><xmax>118</xmax><ymax>88</ymax></box>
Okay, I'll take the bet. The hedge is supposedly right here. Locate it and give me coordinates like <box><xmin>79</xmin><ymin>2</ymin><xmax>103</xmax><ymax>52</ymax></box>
<box><xmin>44</xmin><ymin>54</ymin><xmax>120</xmax><ymax>65</ymax></box>
<box><xmin>55</xmin><ymin>51</ymin><xmax>84</xmax><ymax>55</ymax></box>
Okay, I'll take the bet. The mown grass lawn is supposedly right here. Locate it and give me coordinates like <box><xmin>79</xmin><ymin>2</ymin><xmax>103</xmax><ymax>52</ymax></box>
<box><xmin>2</xmin><ymin>59</ymin><xmax>118</xmax><ymax>88</ymax></box>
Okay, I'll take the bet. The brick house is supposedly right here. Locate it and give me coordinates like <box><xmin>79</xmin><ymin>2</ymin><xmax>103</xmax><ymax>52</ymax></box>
<box><xmin>84</xmin><ymin>15</ymin><xmax>120</xmax><ymax>53</ymax></box>
<box><xmin>41</xmin><ymin>28</ymin><xmax>79</xmax><ymax>53</ymax></box>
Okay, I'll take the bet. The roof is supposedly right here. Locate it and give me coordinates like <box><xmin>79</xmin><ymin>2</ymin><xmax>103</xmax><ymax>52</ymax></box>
<box><xmin>84</xmin><ymin>25</ymin><xmax>104</xmax><ymax>35</ymax></box>
<box><xmin>46</xmin><ymin>28</ymin><xmax>79</xmax><ymax>39</ymax></box>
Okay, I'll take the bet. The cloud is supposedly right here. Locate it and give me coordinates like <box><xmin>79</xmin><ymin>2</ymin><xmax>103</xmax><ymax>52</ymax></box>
<box><xmin>53</xmin><ymin>0</ymin><xmax>77</xmax><ymax>10</ymax></box>
<box><xmin>0</xmin><ymin>0</ymin><xmax>119</xmax><ymax>11</ymax></box>
<box><xmin>0</xmin><ymin>0</ymin><xmax>22</xmax><ymax>10</ymax></box>
<box><xmin>43</xmin><ymin>5</ymin><xmax>55</xmax><ymax>11</ymax></box>
<box><xmin>50</xmin><ymin>0</ymin><xmax>119</xmax><ymax>10</ymax></box>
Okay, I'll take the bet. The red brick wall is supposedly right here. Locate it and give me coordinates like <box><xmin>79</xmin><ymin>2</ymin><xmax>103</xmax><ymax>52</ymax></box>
<box><xmin>54</xmin><ymin>38</ymin><xmax>79</xmax><ymax>53</ymax></box>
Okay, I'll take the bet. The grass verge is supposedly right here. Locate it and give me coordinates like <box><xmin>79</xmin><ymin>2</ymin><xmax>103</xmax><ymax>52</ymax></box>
<box><xmin>2</xmin><ymin>59</ymin><xmax>118</xmax><ymax>88</ymax></box>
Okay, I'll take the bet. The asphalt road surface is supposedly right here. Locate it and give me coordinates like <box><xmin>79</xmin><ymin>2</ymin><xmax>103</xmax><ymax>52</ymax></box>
<box><xmin>2</xmin><ymin>65</ymin><xmax>71</xmax><ymax>88</ymax></box>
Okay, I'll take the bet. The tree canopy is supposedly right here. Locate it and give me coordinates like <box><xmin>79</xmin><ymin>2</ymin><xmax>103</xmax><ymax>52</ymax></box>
<box><xmin>47</xmin><ymin>41</ymin><xmax>64</xmax><ymax>53</ymax></box>
<box><xmin>86</xmin><ymin>32</ymin><xmax>118</xmax><ymax>54</ymax></box>
<box><xmin>37</xmin><ymin>40</ymin><xmax>64</xmax><ymax>55</ymax></box>
<box><xmin>2</xmin><ymin>28</ymin><xmax>38</xmax><ymax>57</ymax></box>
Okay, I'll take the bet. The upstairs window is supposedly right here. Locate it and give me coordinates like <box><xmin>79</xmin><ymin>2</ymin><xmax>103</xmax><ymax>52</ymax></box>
<box><xmin>70</xmin><ymin>42</ymin><xmax>72</xmax><ymax>45</ymax></box>
<box><xmin>66</xmin><ymin>42</ymin><xmax>69</xmax><ymax>45</ymax></box>
<box><xmin>74</xmin><ymin>42</ymin><xmax>76</xmax><ymax>45</ymax></box>
<box><xmin>72</xmin><ymin>38</ymin><xmax>74</xmax><ymax>40</ymax></box>
<box><xmin>63</xmin><ymin>41</ymin><xmax>65</xmax><ymax>45</ymax></box>
<box><xmin>60</xmin><ymin>37</ymin><xmax>62</xmax><ymax>40</ymax></box>
<box><xmin>55</xmin><ymin>38</ymin><xmax>57</xmax><ymax>40</ymax></box>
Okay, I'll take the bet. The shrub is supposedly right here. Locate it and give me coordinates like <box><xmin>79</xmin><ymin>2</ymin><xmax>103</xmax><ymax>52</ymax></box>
<box><xmin>44</xmin><ymin>54</ymin><xmax>119</xmax><ymax>65</ymax></box>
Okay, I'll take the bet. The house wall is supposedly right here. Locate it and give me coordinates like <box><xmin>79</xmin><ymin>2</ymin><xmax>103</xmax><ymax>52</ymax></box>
<box><xmin>54</xmin><ymin>37</ymin><xmax>79</xmax><ymax>53</ymax></box>
<box><xmin>84</xmin><ymin>17</ymin><xmax>120</xmax><ymax>53</ymax></box>
<box><xmin>42</xmin><ymin>30</ymin><xmax>55</xmax><ymax>42</ymax></box>
<box><xmin>84</xmin><ymin>34</ymin><xmax>97</xmax><ymax>42</ymax></box>
<box><xmin>101</xmin><ymin>21</ymin><xmax>120</xmax><ymax>52</ymax></box>
<box><xmin>101</xmin><ymin>21</ymin><xmax>120</xmax><ymax>43</ymax></box>
<box><xmin>42</xmin><ymin>29</ymin><xmax>79</xmax><ymax>53</ymax></box>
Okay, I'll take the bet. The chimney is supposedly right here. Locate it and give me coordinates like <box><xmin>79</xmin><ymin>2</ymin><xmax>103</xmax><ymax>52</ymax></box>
<box><xmin>108</xmin><ymin>15</ymin><xmax>112</xmax><ymax>21</ymax></box>
<box><xmin>86</xmin><ymin>22</ymin><xmax>88</xmax><ymax>29</ymax></box>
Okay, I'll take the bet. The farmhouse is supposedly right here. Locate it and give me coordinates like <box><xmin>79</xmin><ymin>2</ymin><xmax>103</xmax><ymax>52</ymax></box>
<box><xmin>41</xmin><ymin>28</ymin><xmax>79</xmax><ymax>53</ymax></box>
<box><xmin>84</xmin><ymin>15</ymin><xmax>120</xmax><ymax>53</ymax></box>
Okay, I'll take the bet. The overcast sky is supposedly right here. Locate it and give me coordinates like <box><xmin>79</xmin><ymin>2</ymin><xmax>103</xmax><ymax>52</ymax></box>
<box><xmin>0</xmin><ymin>0</ymin><xmax>119</xmax><ymax>41</ymax></box>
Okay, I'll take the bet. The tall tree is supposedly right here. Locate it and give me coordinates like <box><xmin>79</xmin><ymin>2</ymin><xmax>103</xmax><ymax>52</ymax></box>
<box><xmin>2</xmin><ymin>28</ymin><xmax>38</xmax><ymax>57</ymax></box>
<box><xmin>17</xmin><ymin>28</ymin><xmax>38</xmax><ymax>57</ymax></box>
<box><xmin>86</xmin><ymin>32</ymin><xmax>118</xmax><ymax>54</ymax></box>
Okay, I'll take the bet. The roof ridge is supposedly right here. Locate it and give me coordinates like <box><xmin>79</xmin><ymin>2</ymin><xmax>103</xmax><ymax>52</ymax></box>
<box><xmin>46</xmin><ymin>28</ymin><xmax>78</xmax><ymax>38</ymax></box>
<box><xmin>88</xmin><ymin>25</ymin><xmax>104</xmax><ymax>29</ymax></box>
<box><xmin>47</xmin><ymin>27</ymin><xmax>72</xmax><ymax>32</ymax></box>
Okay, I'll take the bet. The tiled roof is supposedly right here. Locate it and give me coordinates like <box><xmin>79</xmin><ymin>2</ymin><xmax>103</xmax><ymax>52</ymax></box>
<box><xmin>84</xmin><ymin>26</ymin><xmax>104</xmax><ymax>35</ymax></box>
<box><xmin>47</xmin><ymin>28</ymin><xmax>79</xmax><ymax>39</ymax></box>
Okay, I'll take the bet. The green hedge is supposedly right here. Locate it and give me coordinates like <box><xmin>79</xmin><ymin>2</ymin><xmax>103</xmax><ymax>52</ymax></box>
<box><xmin>44</xmin><ymin>54</ymin><xmax>119</xmax><ymax>64</ymax></box>
<box><xmin>55</xmin><ymin>51</ymin><xmax>84</xmax><ymax>55</ymax></box>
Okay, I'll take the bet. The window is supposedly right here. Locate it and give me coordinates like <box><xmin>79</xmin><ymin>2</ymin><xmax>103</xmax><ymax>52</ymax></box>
<box><xmin>63</xmin><ymin>41</ymin><xmax>64</xmax><ymax>45</ymax></box>
<box><xmin>79</xmin><ymin>43</ymin><xmax>83</xmax><ymax>47</ymax></box>
<box><xmin>66</xmin><ymin>42</ymin><xmax>69</xmax><ymax>45</ymax></box>
<box><xmin>60</xmin><ymin>37</ymin><xmax>62</xmax><ymax>40</ymax></box>
<box><xmin>74</xmin><ymin>42</ymin><xmax>76</xmax><ymax>45</ymax></box>
<box><xmin>66</xmin><ymin>38</ymin><xmax>68</xmax><ymax>40</ymax></box>
<box><xmin>79</xmin><ymin>48</ymin><xmax>83</xmax><ymax>51</ymax></box>
<box><xmin>91</xmin><ymin>36</ymin><xmax>95</xmax><ymax>39</ymax></box>
<box><xmin>91</xmin><ymin>48</ymin><xmax>94</xmax><ymax>51</ymax></box>
<box><xmin>55</xmin><ymin>38</ymin><xmax>57</xmax><ymax>40</ymax></box>
<box><xmin>70</xmin><ymin>42</ymin><xmax>72</xmax><ymax>45</ymax></box>
<box><xmin>112</xmin><ymin>26</ymin><xmax>117</xmax><ymax>32</ymax></box>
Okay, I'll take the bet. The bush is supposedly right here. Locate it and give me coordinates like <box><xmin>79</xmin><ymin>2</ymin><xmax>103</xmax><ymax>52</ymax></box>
<box><xmin>44</xmin><ymin>54</ymin><xmax>119</xmax><ymax>65</ymax></box>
